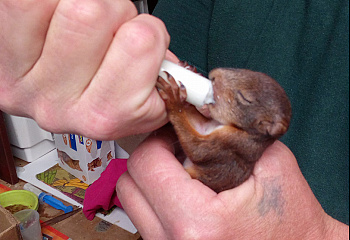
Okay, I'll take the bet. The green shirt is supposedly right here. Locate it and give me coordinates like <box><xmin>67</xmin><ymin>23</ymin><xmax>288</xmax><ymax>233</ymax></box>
<box><xmin>154</xmin><ymin>0</ymin><xmax>349</xmax><ymax>224</ymax></box>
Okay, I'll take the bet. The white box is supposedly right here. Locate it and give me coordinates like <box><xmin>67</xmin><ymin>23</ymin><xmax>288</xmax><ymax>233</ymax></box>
<box><xmin>55</xmin><ymin>134</ymin><xmax>115</xmax><ymax>184</ymax></box>
<box><xmin>3</xmin><ymin>114</ymin><xmax>55</xmax><ymax>162</ymax></box>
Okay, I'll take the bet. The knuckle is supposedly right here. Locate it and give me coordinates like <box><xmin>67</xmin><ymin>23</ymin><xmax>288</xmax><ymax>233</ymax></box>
<box><xmin>119</xmin><ymin>0</ymin><xmax>138</xmax><ymax>19</ymax></box>
<box><xmin>32</xmin><ymin>104</ymin><xmax>61</xmax><ymax>133</ymax></box>
<box><xmin>173</xmin><ymin>225</ymin><xmax>203</xmax><ymax>240</ymax></box>
<box><xmin>119</xmin><ymin>15</ymin><xmax>169</xmax><ymax>56</ymax></box>
<box><xmin>124</xmin><ymin>23</ymin><xmax>157</xmax><ymax>52</ymax></box>
<box><xmin>76</xmin><ymin>116</ymin><xmax>116</xmax><ymax>140</ymax></box>
<box><xmin>58</xmin><ymin>0</ymin><xmax>110</xmax><ymax>28</ymax></box>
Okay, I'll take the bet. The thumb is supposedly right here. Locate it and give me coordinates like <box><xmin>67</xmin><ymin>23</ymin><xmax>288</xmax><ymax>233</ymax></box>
<box><xmin>253</xmin><ymin>141</ymin><xmax>300</xmax><ymax>179</ymax></box>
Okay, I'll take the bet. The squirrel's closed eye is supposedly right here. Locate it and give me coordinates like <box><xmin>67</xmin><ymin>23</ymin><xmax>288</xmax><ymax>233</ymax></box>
<box><xmin>237</xmin><ymin>90</ymin><xmax>254</xmax><ymax>105</ymax></box>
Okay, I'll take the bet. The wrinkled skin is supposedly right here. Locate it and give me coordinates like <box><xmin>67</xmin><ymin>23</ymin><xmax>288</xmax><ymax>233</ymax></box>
<box><xmin>117</xmin><ymin>126</ymin><xmax>349</xmax><ymax>240</ymax></box>
<box><xmin>0</xmin><ymin>0</ymin><xmax>176</xmax><ymax>140</ymax></box>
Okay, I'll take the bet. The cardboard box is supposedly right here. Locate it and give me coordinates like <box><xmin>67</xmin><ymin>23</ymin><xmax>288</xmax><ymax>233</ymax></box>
<box><xmin>54</xmin><ymin>134</ymin><xmax>115</xmax><ymax>184</ymax></box>
<box><xmin>0</xmin><ymin>206</ymin><xmax>22</xmax><ymax>240</ymax></box>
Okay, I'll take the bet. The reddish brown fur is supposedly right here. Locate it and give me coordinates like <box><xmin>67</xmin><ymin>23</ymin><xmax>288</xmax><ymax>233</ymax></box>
<box><xmin>157</xmin><ymin>67</ymin><xmax>292</xmax><ymax>193</ymax></box>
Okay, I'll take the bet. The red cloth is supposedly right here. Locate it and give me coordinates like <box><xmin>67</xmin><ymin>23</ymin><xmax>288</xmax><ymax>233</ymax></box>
<box><xmin>83</xmin><ymin>158</ymin><xmax>128</xmax><ymax>220</ymax></box>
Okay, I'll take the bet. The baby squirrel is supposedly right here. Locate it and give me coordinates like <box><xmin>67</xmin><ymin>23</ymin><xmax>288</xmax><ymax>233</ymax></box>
<box><xmin>157</xmin><ymin>63</ymin><xmax>292</xmax><ymax>193</ymax></box>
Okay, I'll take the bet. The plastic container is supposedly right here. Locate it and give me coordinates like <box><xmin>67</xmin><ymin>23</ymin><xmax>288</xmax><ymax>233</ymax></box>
<box><xmin>13</xmin><ymin>209</ymin><xmax>42</xmax><ymax>240</ymax></box>
<box><xmin>0</xmin><ymin>190</ymin><xmax>39</xmax><ymax>213</ymax></box>
<box><xmin>3</xmin><ymin>113</ymin><xmax>55</xmax><ymax>162</ymax></box>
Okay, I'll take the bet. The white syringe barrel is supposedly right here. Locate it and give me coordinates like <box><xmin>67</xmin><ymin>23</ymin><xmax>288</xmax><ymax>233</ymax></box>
<box><xmin>159</xmin><ymin>60</ymin><xmax>215</xmax><ymax>107</ymax></box>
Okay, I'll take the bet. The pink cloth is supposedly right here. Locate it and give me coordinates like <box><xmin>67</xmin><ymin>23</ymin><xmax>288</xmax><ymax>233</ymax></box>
<box><xmin>83</xmin><ymin>158</ymin><xmax>128</xmax><ymax>220</ymax></box>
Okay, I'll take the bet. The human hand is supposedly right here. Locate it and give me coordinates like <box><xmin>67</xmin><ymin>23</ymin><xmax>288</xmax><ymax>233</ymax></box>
<box><xmin>117</xmin><ymin>126</ymin><xmax>349</xmax><ymax>239</ymax></box>
<box><xmin>0</xmin><ymin>0</ymin><xmax>173</xmax><ymax>140</ymax></box>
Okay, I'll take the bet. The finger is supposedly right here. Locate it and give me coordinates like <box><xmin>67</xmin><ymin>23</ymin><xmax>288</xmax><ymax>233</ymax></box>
<box><xmin>165</xmin><ymin>50</ymin><xmax>179</xmax><ymax>63</ymax></box>
<box><xmin>252</xmin><ymin>141</ymin><xmax>309</xmax><ymax>196</ymax></box>
<box><xmin>220</xmin><ymin>141</ymin><xmax>321</xmax><ymax>222</ymax></box>
<box><xmin>254</xmin><ymin>141</ymin><xmax>321</xmax><ymax>203</ymax></box>
<box><xmin>29</xmin><ymin>0</ymin><xmax>137</xmax><ymax>104</ymax></box>
<box><xmin>0</xmin><ymin>0</ymin><xmax>59</xmax><ymax>77</ymax></box>
<box><xmin>77</xmin><ymin>14</ymin><xmax>170</xmax><ymax>137</ymax></box>
<box><xmin>93</xmin><ymin>14</ymin><xmax>170</xmax><ymax>101</ymax></box>
<box><xmin>254</xmin><ymin>141</ymin><xmax>296</xmax><ymax>177</ymax></box>
<box><xmin>218</xmin><ymin>141</ymin><xmax>297</xmax><ymax>211</ymax></box>
<box><xmin>116</xmin><ymin>172</ymin><xmax>167</xmax><ymax>239</ymax></box>
<box><xmin>26</xmin><ymin>0</ymin><xmax>138</xmax><ymax>131</ymax></box>
<box><xmin>127</xmin><ymin>128</ymin><xmax>219</xmax><ymax>233</ymax></box>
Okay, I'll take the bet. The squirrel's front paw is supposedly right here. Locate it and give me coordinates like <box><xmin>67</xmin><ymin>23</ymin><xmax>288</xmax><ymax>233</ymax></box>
<box><xmin>157</xmin><ymin>72</ymin><xmax>187</xmax><ymax>110</ymax></box>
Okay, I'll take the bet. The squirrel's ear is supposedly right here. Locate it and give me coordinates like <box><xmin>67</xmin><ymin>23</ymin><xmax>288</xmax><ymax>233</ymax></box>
<box><xmin>256</xmin><ymin>120</ymin><xmax>289</xmax><ymax>138</ymax></box>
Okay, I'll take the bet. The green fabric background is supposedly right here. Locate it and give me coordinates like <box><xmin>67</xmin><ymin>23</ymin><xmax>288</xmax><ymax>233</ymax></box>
<box><xmin>154</xmin><ymin>0</ymin><xmax>349</xmax><ymax>224</ymax></box>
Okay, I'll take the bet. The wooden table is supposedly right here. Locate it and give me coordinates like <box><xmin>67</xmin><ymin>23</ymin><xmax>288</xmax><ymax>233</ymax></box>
<box><xmin>0</xmin><ymin>112</ymin><xmax>143</xmax><ymax>239</ymax></box>
<box><xmin>0</xmin><ymin>160</ymin><xmax>141</xmax><ymax>240</ymax></box>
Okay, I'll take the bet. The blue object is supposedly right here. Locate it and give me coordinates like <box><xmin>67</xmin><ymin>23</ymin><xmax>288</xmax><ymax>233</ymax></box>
<box><xmin>39</xmin><ymin>193</ymin><xmax>73</xmax><ymax>213</ymax></box>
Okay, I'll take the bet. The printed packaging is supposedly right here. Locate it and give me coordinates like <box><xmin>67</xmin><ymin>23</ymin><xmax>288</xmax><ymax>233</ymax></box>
<box><xmin>54</xmin><ymin>134</ymin><xmax>115</xmax><ymax>185</ymax></box>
